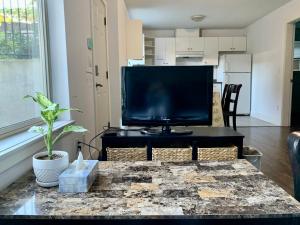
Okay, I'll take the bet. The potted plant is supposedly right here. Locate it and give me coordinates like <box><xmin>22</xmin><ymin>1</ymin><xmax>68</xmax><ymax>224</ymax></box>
<box><xmin>25</xmin><ymin>93</ymin><xmax>87</xmax><ymax>187</ymax></box>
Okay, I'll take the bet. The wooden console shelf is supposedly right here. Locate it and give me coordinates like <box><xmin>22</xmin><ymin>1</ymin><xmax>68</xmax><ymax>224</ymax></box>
<box><xmin>100</xmin><ymin>127</ymin><xmax>244</xmax><ymax>161</ymax></box>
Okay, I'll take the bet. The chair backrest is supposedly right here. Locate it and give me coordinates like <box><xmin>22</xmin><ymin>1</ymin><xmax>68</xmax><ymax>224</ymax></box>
<box><xmin>223</xmin><ymin>84</ymin><xmax>242</xmax><ymax>113</ymax></box>
<box><xmin>221</xmin><ymin>84</ymin><xmax>230</xmax><ymax>109</ymax></box>
<box><xmin>288</xmin><ymin>132</ymin><xmax>300</xmax><ymax>201</ymax></box>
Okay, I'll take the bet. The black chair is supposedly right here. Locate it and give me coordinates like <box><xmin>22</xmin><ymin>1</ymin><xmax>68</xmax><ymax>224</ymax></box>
<box><xmin>288</xmin><ymin>132</ymin><xmax>300</xmax><ymax>201</ymax></box>
<box><xmin>222</xmin><ymin>84</ymin><xmax>242</xmax><ymax>131</ymax></box>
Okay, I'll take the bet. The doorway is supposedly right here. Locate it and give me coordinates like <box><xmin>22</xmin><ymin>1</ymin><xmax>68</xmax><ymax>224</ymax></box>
<box><xmin>91</xmin><ymin>0</ymin><xmax>110</xmax><ymax>156</ymax></box>
<box><xmin>290</xmin><ymin>22</ymin><xmax>300</xmax><ymax>128</ymax></box>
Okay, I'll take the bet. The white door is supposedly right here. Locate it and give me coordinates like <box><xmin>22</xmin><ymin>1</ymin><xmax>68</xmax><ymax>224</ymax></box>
<box><xmin>225</xmin><ymin>54</ymin><xmax>252</xmax><ymax>72</ymax></box>
<box><xmin>92</xmin><ymin>0</ymin><xmax>110</xmax><ymax>143</ymax></box>
<box><xmin>225</xmin><ymin>73</ymin><xmax>251</xmax><ymax>115</ymax></box>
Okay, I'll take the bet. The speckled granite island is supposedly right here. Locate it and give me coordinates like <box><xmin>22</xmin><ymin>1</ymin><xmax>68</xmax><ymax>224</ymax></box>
<box><xmin>1</xmin><ymin>160</ymin><xmax>300</xmax><ymax>225</ymax></box>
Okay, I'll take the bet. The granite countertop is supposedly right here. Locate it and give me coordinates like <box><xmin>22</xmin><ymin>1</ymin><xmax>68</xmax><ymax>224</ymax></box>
<box><xmin>0</xmin><ymin>160</ymin><xmax>300</xmax><ymax>220</ymax></box>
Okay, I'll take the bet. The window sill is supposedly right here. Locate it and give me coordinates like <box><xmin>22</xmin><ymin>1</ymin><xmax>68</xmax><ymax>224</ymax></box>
<box><xmin>0</xmin><ymin>120</ymin><xmax>74</xmax><ymax>174</ymax></box>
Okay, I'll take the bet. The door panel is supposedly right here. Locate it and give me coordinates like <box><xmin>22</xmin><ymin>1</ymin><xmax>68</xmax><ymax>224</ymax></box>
<box><xmin>189</xmin><ymin>37</ymin><xmax>204</xmax><ymax>51</ymax></box>
<box><xmin>219</xmin><ymin>37</ymin><xmax>233</xmax><ymax>51</ymax></box>
<box><xmin>165</xmin><ymin>38</ymin><xmax>176</xmax><ymax>65</ymax></box>
<box><xmin>154</xmin><ymin>59</ymin><xmax>165</xmax><ymax>66</ymax></box>
<box><xmin>155</xmin><ymin>38</ymin><xmax>175</xmax><ymax>65</ymax></box>
<box><xmin>291</xmin><ymin>72</ymin><xmax>300</xmax><ymax>127</ymax></box>
<box><xmin>226</xmin><ymin>73</ymin><xmax>251</xmax><ymax>115</ymax></box>
<box><xmin>175</xmin><ymin>38</ymin><xmax>190</xmax><ymax>52</ymax></box>
<box><xmin>233</xmin><ymin>37</ymin><xmax>247</xmax><ymax>51</ymax></box>
<box><xmin>155</xmin><ymin>38</ymin><xmax>164</xmax><ymax>60</ymax></box>
<box><xmin>203</xmin><ymin>37</ymin><xmax>219</xmax><ymax>65</ymax></box>
<box><xmin>92</xmin><ymin>0</ymin><xmax>110</xmax><ymax>137</ymax></box>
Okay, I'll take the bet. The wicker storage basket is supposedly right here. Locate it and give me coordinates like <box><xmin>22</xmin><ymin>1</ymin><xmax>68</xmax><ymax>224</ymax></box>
<box><xmin>152</xmin><ymin>148</ymin><xmax>192</xmax><ymax>161</ymax></box>
<box><xmin>106</xmin><ymin>147</ymin><xmax>147</xmax><ymax>161</ymax></box>
<box><xmin>198</xmin><ymin>146</ymin><xmax>238</xmax><ymax>161</ymax></box>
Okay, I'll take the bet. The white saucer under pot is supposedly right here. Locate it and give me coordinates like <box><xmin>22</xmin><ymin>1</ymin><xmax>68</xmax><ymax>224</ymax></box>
<box><xmin>33</xmin><ymin>151</ymin><xmax>69</xmax><ymax>187</ymax></box>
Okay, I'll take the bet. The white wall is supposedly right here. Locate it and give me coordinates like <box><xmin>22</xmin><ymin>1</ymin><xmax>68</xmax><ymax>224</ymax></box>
<box><xmin>107</xmin><ymin>0</ymin><xmax>130</xmax><ymax>126</ymax></box>
<box><xmin>246</xmin><ymin>0</ymin><xmax>300</xmax><ymax>126</ymax></box>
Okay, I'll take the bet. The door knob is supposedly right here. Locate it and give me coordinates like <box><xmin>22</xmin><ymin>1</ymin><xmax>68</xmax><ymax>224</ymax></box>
<box><xmin>96</xmin><ymin>83</ymin><xmax>103</xmax><ymax>88</ymax></box>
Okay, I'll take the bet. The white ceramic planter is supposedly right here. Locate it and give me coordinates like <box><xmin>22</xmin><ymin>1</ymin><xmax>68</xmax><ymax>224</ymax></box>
<box><xmin>33</xmin><ymin>151</ymin><xmax>69</xmax><ymax>187</ymax></box>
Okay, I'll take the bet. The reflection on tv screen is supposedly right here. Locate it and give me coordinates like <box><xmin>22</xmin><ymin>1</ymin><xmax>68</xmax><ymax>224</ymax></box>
<box><xmin>122</xmin><ymin>66</ymin><xmax>213</xmax><ymax>126</ymax></box>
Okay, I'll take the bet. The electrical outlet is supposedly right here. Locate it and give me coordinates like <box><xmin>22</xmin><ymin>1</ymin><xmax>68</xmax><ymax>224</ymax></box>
<box><xmin>74</xmin><ymin>136</ymin><xmax>84</xmax><ymax>154</ymax></box>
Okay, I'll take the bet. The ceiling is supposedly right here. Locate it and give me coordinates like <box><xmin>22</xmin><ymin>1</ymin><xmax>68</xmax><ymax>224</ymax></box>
<box><xmin>125</xmin><ymin>0</ymin><xmax>291</xmax><ymax>29</ymax></box>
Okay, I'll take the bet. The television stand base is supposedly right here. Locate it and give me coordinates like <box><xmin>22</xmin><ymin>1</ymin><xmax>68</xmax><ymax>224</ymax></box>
<box><xmin>141</xmin><ymin>125</ymin><xmax>193</xmax><ymax>136</ymax></box>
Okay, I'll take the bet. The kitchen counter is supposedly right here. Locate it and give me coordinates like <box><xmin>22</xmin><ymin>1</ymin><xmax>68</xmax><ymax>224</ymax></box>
<box><xmin>1</xmin><ymin>160</ymin><xmax>300</xmax><ymax>224</ymax></box>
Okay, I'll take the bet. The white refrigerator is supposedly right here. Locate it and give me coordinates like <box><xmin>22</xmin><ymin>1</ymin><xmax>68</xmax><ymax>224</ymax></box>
<box><xmin>217</xmin><ymin>54</ymin><xmax>252</xmax><ymax>115</ymax></box>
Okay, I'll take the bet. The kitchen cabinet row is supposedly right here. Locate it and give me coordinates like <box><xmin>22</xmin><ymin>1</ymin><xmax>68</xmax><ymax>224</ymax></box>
<box><xmin>175</xmin><ymin>37</ymin><xmax>246</xmax><ymax>52</ymax></box>
<box><xmin>154</xmin><ymin>36</ymin><xmax>247</xmax><ymax>66</ymax></box>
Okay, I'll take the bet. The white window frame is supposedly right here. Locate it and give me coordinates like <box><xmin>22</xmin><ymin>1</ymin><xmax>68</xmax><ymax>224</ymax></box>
<box><xmin>0</xmin><ymin>0</ymin><xmax>50</xmax><ymax>138</ymax></box>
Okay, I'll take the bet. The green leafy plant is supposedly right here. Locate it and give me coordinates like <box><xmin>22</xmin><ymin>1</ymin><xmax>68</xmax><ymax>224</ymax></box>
<box><xmin>24</xmin><ymin>92</ymin><xmax>87</xmax><ymax>159</ymax></box>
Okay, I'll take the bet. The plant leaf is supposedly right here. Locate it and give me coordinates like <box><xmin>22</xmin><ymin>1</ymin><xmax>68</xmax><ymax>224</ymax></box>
<box><xmin>63</xmin><ymin>125</ymin><xmax>88</xmax><ymax>133</ymax></box>
<box><xmin>24</xmin><ymin>93</ymin><xmax>53</xmax><ymax>110</ymax></box>
<box><xmin>40</xmin><ymin>104</ymin><xmax>60</xmax><ymax>123</ymax></box>
<box><xmin>36</xmin><ymin>92</ymin><xmax>53</xmax><ymax>109</ymax></box>
<box><xmin>24</xmin><ymin>95</ymin><xmax>37</xmax><ymax>102</ymax></box>
<box><xmin>55</xmin><ymin>108</ymin><xmax>70</xmax><ymax>117</ymax></box>
<box><xmin>70</xmin><ymin>108</ymin><xmax>83</xmax><ymax>113</ymax></box>
<box><xmin>28</xmin><ymin>126</ymin><xmax>46</xmax><ymax>135</ymax></box>
<box><xmin>41</xmin><ymin>110</ymin><xmax>56</xmax><ymax>124</ymax></box>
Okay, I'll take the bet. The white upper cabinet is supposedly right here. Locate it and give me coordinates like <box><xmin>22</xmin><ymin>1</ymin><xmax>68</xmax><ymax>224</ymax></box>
<box><xmin>176</xmin><ymin>37</ymin><xmax>204</xmax><ymax>52</ymax></box>
<box><xmin>232</xmin><ymin>37</ymin><xmax>247</xmax><ymax>51</ymax></box>
<box><xmin>218</xmin><ymin>37</ymin><xmax>233</xmax><ymax>51</ymax></box>
<box><xmin>175</xmin><ymin>38</ymin><xmax>190</xmax><ymax>52</ymax></box>
<box><xmin>155</xmin><ymin>38</ymin><xmax>176</xmax><ymax>66</ymax></box>
<box><xmin>219</xmin><ymin>37</ymin><xmax>247</xmax><ymax>52</ymax></box>
<box><xmin>189</xmin><ymin>38</ymin><xmax>204</xmax><ymax>51</ymax></box>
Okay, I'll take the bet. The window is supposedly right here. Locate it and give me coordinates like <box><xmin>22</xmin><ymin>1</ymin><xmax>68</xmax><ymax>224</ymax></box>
<box><xmin>0</xmin><ymin>0</ymin><xmax>48</xmax><ymax>136</ymax></box>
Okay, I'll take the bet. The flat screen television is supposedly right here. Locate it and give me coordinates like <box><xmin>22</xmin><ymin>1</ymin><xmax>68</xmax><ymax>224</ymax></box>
<box><xmin>121</xmin><ymin>66</ymin><xmax>213</xmax><ymax>133</ymax></box>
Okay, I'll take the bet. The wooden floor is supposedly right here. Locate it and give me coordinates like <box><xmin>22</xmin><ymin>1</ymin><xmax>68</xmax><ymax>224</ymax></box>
<box><xmin>238</xmin><ymin>126</ymin><xmax>294</xmax><ymax>195</ymax></box>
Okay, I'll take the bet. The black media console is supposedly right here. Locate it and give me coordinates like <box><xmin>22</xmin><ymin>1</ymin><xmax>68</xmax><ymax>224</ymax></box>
<box><xmin>100</xmin><ymin>127</ymin><xmax>244</xmax><ymax>161</ymax></box>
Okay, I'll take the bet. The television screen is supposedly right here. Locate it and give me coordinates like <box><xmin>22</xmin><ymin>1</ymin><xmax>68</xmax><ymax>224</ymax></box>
<box><xmin>121</xmin><ymin>66</ymin><xmax>213</xmax><ymax>126</ymax></box>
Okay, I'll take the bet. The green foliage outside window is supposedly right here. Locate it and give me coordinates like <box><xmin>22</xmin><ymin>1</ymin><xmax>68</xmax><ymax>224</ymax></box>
<box><xmin>0</xmin><ymin>0</ymin><xmax>39</xmax><ymax>59</ymax></box>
